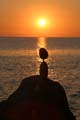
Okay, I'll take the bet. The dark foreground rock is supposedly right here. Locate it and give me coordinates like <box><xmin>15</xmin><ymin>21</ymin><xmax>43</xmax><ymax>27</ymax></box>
<box><xmin>0</xmin><ymin>75</ymin><xmax>76</xmax><ymax>120</ymax></box>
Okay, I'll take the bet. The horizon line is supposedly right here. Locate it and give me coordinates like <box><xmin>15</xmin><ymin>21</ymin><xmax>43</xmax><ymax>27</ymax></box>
<box><xmin>0</xmin><ymin>36</ymin><xmax>80</xmax><ymax>38</ymax></box>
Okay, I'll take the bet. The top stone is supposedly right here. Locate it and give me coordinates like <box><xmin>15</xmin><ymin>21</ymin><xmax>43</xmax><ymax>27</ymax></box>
<box><xmin>39</xmin><ymin>48</ymin><xmax>48</xmax><ymax>61</ymax></box>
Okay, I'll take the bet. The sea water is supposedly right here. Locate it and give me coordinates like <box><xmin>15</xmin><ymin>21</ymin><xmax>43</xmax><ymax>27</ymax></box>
<box><xmin>0</xmin><ymin>37</ymin><xmax>80</xmax><ymax>120</ymax></box>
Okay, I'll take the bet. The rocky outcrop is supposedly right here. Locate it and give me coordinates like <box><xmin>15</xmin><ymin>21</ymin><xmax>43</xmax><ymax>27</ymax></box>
<box><xmin>0</xmin><ymin>75</ymin><xmax>67</xmax><ymax>120</ymax></box>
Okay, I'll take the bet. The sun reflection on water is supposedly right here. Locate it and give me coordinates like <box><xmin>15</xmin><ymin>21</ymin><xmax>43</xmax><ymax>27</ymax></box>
<box><xmin>37</xmin><ymin>37</ymin><xmax>46</xmax><ymax>48</ymax></box>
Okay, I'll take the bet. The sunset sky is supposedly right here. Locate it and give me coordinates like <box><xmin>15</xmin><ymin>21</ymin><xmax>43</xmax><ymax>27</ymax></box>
<box><xmin>0</xmin><ymin>0</ymin><xmax>80</xmax><ymax>37</ymax></box>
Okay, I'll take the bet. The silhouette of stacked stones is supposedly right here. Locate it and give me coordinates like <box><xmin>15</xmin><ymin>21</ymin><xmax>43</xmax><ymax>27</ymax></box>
<box><xmin>39</xmin><ymin>48</ymin><xmax>48</xmax><ymax>79</ymax></box>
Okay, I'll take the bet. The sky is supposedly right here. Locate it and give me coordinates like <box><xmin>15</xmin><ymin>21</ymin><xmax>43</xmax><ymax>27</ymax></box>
<box><xmin>0</xmin><ymin>0</ymin><xmax>80</xmax><ymax>37</ymax></box>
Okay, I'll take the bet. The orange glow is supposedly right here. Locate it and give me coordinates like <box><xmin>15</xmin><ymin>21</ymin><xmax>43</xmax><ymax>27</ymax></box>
<box><xmin>0</xmin><ymin>3</ymin><xmax>80</xmax><ymax>37</ymax></box>
<box><xmin>38</xmin><ymin>19</ymin><xmax>46</xmax><ymax>27</ymax></box>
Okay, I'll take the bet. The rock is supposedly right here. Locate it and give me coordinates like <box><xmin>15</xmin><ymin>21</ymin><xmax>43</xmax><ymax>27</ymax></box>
<box><xmin>0</xmin><ymin>76</ymin><xmax>76</xmax><ymax>120</ymax></box>
<box><xmin>39</xmin><ymin>48</ymin><xmax>48</xmax><ymax>60</ymax></box>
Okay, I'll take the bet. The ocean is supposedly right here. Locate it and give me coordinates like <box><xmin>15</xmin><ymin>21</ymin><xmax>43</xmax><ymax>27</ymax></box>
<box><xmin>0</xmin><ymin>37</ymin><xmax>80</xmax><ymax>120</ymax></box>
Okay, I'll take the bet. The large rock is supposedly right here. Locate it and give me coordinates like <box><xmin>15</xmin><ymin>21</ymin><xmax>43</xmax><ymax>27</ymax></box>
<box><xmin>0</xmin><ymin>76</ymin><xmax>76</xmax><ymax>120</ymax></box>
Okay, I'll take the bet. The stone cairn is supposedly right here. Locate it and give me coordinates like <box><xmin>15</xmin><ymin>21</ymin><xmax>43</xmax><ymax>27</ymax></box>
<box><xmin>39</xmin><ymin>48</ymin><xmax>48</xmax><ymax>79</ymax></box>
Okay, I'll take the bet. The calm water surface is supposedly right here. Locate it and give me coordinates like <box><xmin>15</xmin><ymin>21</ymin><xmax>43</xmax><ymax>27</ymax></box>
<box><xmin>0</xmin><ymin>37</ymin><xmax>80</xmax><ymax>120</ymax></box>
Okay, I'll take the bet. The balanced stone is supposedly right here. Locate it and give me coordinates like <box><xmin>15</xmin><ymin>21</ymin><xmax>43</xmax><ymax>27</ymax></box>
<box><xmin>39</xmin><ymin>48</ymin><xmax>48</xmax><ymax>61</ymax></box>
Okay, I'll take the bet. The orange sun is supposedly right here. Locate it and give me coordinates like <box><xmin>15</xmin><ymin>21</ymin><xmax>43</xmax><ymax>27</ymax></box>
<box><xmin>38</xmin><ymin>19</ymin><xmax>46</xmax><ymax>27</ymax></box>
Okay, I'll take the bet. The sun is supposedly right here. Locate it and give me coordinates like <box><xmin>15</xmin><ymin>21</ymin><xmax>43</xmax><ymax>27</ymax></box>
<box><xmin>38</xmin><ymin>19</ymin><xmax>46</xmax><ymax>27</ymax></box>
